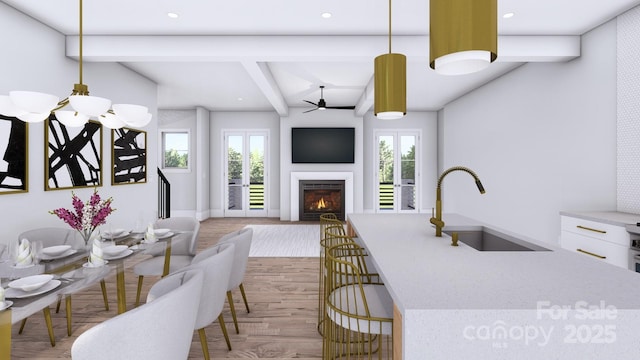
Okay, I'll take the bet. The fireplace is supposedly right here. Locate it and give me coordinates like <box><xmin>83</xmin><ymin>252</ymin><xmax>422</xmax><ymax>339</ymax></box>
<box><xmin>299</xmin><ymin>180</ymin><xmax>345</xmax><ymax>221</ymax></box>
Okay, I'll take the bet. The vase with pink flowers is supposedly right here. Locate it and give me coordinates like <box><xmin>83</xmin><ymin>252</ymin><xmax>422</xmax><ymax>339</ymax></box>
<box><xmin>50</xmin><ymin>189</ymin><xmax>116</xmax><ymax>245</ymax></box>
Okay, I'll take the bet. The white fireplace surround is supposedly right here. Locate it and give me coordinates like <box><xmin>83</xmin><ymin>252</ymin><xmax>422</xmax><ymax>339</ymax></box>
<box><xmin>290</xmin><ymin>172</ymin><xmax>353</xmax><ymax>221</ymax></box>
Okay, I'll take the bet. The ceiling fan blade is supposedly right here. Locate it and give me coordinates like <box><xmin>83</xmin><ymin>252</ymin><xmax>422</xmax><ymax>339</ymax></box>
<box><xmin>326</xmin><ymin>106</ymin><xmax>356</xmax><ymax>110</ymax></box>
<box><xmin>303</xmin><ymin>108</ymin><xmax>318</xmax><ymax>113</ymax></box>
<box><xmin>303</xmin><ymin>100</ymin><xmax>319</xmax><ymax>106</ymax></box>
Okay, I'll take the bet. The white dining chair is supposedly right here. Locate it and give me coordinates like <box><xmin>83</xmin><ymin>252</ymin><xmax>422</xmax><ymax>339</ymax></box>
<box><xmin>164</xmin><ymin>241</ymin><xmax>236</xmax><ymax>359</ymax></box>
<box><xmin>218</xmin><ymin>227</ymin><xmax>253</xmax><ymax>334</ymax></box>
<box><xmin>15</xmin><ymin>227</ymin><xmax>109</xmax><ymax>345</ymax></box>
<box><xmin>71</xmin><ymin>269</ymin><xmax>204</xmax><ymax>360</ymax></box>
<box><xmin>134</xmin><ymin>216</ymin><xmax>201</xmax><ymax>306</ymax></box>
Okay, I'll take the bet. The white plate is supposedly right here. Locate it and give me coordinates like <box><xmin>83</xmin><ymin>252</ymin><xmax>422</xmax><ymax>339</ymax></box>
<box><xmin>103</xmin><ymin>249</ymin><xmax>133</xmax><ymax>260</ymax></box>
<box><xmin>156</xmin><ymin>231</ymin><xmax>174</xmax><ymax>239</ymax></box>
<box><xmin>42</xmin><ymin>245</ymin><xmax>72</xmax><ymax>257</ymax></box>
<box><xmin>40</xmin><ymin>248</ymin><xmax>78</xmax><ymax>261</ymax></box>
<box><xmin>153</xmin><ymin>228</ymin><xmax>170</xmax><ymax>236</ymax></box>
<box><xmin>102</xmin><ymin>245</ymin><xmax>129</xmax><ymax>257</ymax></box>
<box><xmin>5</xmin><ymin>280</ymin><xmax>61</xmax><ymax>299</ymax></box>
<box><xmin>82</xmin><ymin>260</ymin><xmax>109</xmax><ymax>268</ymax></box>
<box><xmin>102</xmin><ymin>229</ymin><xmax>130</xmax><ymax>239</ymax></box>
<box><xmin>8</xmin><ymin>274</ymin><xmax>54</xmax><ymax>292</ymax></box>
<box><xmin>0</xmin><ymin>300</ymin><xmax>13</xmax><ymax>311</ymax></box>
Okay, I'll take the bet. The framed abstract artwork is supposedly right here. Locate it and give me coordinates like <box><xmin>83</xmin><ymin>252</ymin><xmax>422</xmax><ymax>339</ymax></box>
<box><xmin>45</xmin><ymin>115</ymin><xmax>102</xmax><ymax>190</ymax></box>
<box><xmin>112</xmin><ymin>127</ymin><xmax>147</xmax><ymax>185</ymax></box>
<box><xmin>0</xmin><ymin>115</ymin><xmax>28</xmax><ymax>194</ymax></box>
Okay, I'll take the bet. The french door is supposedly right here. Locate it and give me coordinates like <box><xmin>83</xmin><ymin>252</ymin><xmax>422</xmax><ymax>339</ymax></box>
<box><xmin>375</xmin><ymin>131</ymin><xmax>420</xmax><ymax>213</ymax></box>
<box><xmin>224</xmin><ymin>131</ymin><xmax>268</xmax><ymax>217</ymax></box>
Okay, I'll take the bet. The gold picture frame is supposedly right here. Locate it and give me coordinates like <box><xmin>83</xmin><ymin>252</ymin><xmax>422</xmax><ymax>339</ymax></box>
<box><xmin>0</xmin><ymin>115</ymin><xmax>28</xmax><ymax>195</ymax></box>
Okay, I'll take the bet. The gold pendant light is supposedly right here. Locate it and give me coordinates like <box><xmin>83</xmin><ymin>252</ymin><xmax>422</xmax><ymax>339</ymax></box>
<box><xmin>374</xmin><ymin>0</ymin><xmax>406</xmax><ymax>120</ymax></box>
<box><xmin>429</xmin><ymin>0</ymin><xmax>497</xmax><ymax>75</ymax></box>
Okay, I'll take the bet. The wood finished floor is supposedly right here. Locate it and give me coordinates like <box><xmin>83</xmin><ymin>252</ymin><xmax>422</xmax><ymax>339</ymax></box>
<box><xmin>10</xmin><ymin>218</ymin><xmax>323</xmax><ymax>359</ymax></box>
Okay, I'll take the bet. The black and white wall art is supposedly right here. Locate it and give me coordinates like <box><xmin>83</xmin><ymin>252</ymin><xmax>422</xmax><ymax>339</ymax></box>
<box><xmin>45</xmin><ymin>116</ymin><xmax>102</xmax><ymax>190</ymax></box>
<box><xmin>112</xmin><ymin>127</ymin><xmax>146</xmax><ymax>185</ymax></box>
<box><xmin>0</xmin><ymin>115</ymin><xmax>28</xmax><ymax>194</ymax></box>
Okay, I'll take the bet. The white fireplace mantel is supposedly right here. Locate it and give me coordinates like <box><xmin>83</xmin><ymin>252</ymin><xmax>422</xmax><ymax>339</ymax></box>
<box><xmin>290</xmin><ymin>172</ymin><xmax>353</xmax><ymax>221</ymax></box>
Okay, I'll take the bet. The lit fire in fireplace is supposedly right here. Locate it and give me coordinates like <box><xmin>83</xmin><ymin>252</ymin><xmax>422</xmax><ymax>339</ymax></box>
<box><xmin>316</xmin><ymin>197</ymin><xmax>326</xmax><ymax>209</ymax></box>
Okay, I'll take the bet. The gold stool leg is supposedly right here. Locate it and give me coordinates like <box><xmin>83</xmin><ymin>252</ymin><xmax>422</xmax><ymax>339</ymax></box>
<box><xmin>135</xmin><ymin>276</ymin><xmax>144</xmax><ymax>307</ymax></box>
<box><xmin>43</xmin><ymin>307</ymin><xmax>55</xmax><ymax>347</ymax></box>
<box><xmin>239</xmin><ymin>283</ymin><xmax>250</xmax><ymax>313</ymax></box>
<box><xmin>100</xmin><ymin>280</ymin><xmax>109</xmax><ymax>311</ymax></box>
<box><xmin>55</xmin><ymin>298</ymin><xmax>61</xmax><ymax>313</ymax></box>
<box><xmin>218</xmin><ymin>314</ymin><xmax>232</xmax><ymax>351</ymax></box>
<box><xmin>226</xmin><ymin>291</ymin><xmax>239</xmax><ymax>334</ymax></box>
<box><xmin>66</xmin><ymin>295</ymin><xmax>72</xmax><ymax>336</ymax></box>
<box><xmin>18</xmin><ymin>318</ymin><xmax>27</xmax><ymax>334</ymax></box>
<box><xmin>197</xmin><ymin>328</ymin><xmax>210</xmax><ymax>360</ymax></box>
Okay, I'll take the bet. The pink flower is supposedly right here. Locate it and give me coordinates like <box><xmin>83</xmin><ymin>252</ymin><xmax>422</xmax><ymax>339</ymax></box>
<box><xmin>50</xmin><ymin>189</ymin><xmax>116</xmax><ymax>241</ymax></box>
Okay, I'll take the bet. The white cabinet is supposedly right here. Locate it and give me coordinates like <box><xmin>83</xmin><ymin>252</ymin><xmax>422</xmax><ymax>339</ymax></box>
<box><xmin>560</xmin><ymin>215</ymin><xmax>630</xmax><ymax>269</ymax></box>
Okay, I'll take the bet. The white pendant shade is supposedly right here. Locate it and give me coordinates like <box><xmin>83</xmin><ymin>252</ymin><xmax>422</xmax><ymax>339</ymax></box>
<box><xmin>55</xmin><ymin>110</ymin><xmax>89</xmax><ymax>127</ymax></box>
<box><xmin>0</xmin><ymin>96</ymin><xmax>27</xmax><ymax>117</ymax></box>
<box><xmin>17</xmin><ymin>111</ymin><xmax>50</xmax><ymax>123</ymax></box>
<box><xmin>434</xmin><ymin>50</ymin><xmax>492</xmax><ymax>76</ymax></box>
<box><xmin>376</xmin><ymin>111</ymin><xmax>404</xmax><ymax>120</ymax></box>
<box><xmin>99</xmin><ymin>113</ymin><xmax>126</xmax><ymax>129</ymax></box>
<box><xmin>113</xmin><ymin>104</ymin><xmax>152</xmax><ymax>127</ymax></box>
<box><xmin>9</xmin><ymin>91</ymin><xmax>59</xmax><ymax>114</ymax></box>
<box><xmin>69</xmin><ymin>95</ymin><xmax>112</xmax><ymax>117</ymax></box>
<box><xmin>122</xmin><ymin>112</ymin><xmax>152</xmax><ymax>128</ymax></box>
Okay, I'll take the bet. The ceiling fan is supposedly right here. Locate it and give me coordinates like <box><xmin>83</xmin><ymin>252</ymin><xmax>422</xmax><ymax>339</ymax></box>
<box><xmin>303</xmin><ymin>86</ymin><xmax>356</xmax><ymax>113</ymax></box>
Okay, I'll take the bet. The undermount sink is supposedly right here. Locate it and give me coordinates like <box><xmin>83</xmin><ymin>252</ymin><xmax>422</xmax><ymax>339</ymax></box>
<box><xmin>443</xmin><ymin>228</ymin><xmax>551</xmax><ymax>252</ymax></box>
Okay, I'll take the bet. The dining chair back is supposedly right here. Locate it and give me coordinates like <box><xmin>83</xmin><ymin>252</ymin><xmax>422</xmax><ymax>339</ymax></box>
<box><xmin>18</xmin><ymin>227</ymin><xmax>83</xmax><ymax>249</ymax></box>
<box><xmin>71</xmin><ymin>269</ymin><xmax>204</xmax><ymax>360</ymax></box>
<box><xmin>163</xmin><ymin>242</ymin><xmax>236</xmax><ymax>359</ymax></box>
<box><xmin>218</xmin><ymin>227</ymin><xmax>253</xmax><ymax>334</ymax></box>
<box><xmin>154</xmin><ymin>216</ymin><xmax>200</xmax><ymax>255</ymax></box>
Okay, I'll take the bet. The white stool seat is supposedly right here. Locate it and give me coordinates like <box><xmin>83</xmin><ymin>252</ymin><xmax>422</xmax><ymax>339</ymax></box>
<box><xmin>327</xmin><ymin>284</ymin><xmax>393</xmax><ymax>335</ymax></box>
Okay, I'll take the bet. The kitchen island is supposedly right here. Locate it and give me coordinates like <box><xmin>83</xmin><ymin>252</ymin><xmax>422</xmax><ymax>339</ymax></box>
<box><xmin>347</xmin><ymin>213</ymin><xmax>640</xmax><ymax>359</ymax></box>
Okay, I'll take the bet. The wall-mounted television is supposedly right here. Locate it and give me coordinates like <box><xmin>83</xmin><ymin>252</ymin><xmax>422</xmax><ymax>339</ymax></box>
<box><xmin>291</xmin><ymin>127</ymin><xmax>355</xmax><ymax>164</ymax></box>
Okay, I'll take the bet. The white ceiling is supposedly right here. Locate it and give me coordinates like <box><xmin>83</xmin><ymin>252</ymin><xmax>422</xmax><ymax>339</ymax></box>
<box><xmin>2</xmin><ymin>0</ymin><xmax>639</xmax><ymax>115</ymax></box>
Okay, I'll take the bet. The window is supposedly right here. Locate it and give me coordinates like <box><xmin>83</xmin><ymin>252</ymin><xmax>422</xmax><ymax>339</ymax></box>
<box><xmin>160</xmin><ymin>130</ymin><xmax>190</xmax><ymax>171</ymax></box>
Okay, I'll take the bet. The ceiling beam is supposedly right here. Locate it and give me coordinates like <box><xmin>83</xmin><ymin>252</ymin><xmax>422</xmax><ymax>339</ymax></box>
<box><xmin>355</xmin><ymin>76</ymin><xmax>374</xmax><ymax>116</ymax></box>
<box><xmin>241</xmin><ymin>61</ymin><xmax>288</xmax><ymax>116</ymax></box>
<box><xmin>67</xmin><ymin>35</ymin><xmax>580</xmax><ymax>63</ymax></box>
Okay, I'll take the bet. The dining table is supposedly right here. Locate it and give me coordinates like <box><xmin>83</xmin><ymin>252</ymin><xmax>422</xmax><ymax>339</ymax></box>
<box><xmin>0</xmin><ymin>229</ymin><xmax>185</xmax><ymax>360</ymax></box>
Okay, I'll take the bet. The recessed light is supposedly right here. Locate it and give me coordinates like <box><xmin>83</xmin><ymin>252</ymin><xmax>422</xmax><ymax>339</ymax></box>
<box><xmin>237</xmin><ymin>97</ymin><xmax>243</xmax><ymax>101</ymax></box>
<box><xmin>503</xmin><ymin>12</ymin><xmax>515</xmax><ymax>19</ymax></box>
<box><xmin>167</xmin><ymin>12</ymin><xmax>179</xmax><ymax>19</ymax></box>
<box><xmin>321</xmin><ymin>12</ymin><xmax>332</xmax><ymax>19</ymax></box>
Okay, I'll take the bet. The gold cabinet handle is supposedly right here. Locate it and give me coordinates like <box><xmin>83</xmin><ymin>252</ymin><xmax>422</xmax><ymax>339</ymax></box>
<box><xmin>576</xmin><ymin>248</ymin><xmax>606</xmax><ymax>259</ymax></box>
<box><xmin>576</xmin><ymin>225</ymin><xmax>606</xmax><ymax>234</ymax></box>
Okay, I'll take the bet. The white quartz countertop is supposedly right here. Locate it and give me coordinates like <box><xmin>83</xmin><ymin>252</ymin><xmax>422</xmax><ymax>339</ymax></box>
<box><xmin>347</xmin><ymin>213</ymin><xmax>640</xmax><ymax>358</ymax></box>
<box><xmin>560</xmin><ymin>210</ymin><xmax>640</xmax><ymax>227</ymax></box>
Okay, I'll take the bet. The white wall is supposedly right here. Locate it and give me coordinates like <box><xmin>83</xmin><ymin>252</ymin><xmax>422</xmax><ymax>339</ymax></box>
<box><xmin>440</xmin><ymin>19</ymin><xmax>618</xmax><ymax>244</ymax></box>
<box><xmin>158</xmin><ymin>109</ymin><xmax>197</xmax><ymax>215</ymax></box>
<box><xmin>209</xmin><ymin>111</ymin><xmax>281</xmax><ymax>217</ymax></box>
<box><xmin>617</xmin><ymin>6</ymin><xmax>640</xmax><ymax>213</ymax></box>
<box><xmin>0</xmin><ymin>3</ymin><xmax>158</xmax><ymax>245</ymax></box>
<box><xmin>362</xmin><ymin>111</ymin><xmax>439</xmax><ymax>212</ymax></box>
<box><xmin>280</xmin><ymin>108</ymin><xmax>364</xmax><ymax>220</ymax></box>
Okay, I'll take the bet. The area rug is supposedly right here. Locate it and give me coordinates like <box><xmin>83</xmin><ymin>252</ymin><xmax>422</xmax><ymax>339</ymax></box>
<box><xmin>245</xmin><ymin>224</ymin><xmax>319</xmax><ymax>257</ymax></box>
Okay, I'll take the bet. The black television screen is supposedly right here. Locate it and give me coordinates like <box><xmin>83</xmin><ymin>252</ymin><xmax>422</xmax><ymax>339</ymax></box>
<box><xmin>291</xmin><ymin>127</ymin><xmax>355</xmax><ymax>164</ymax></box>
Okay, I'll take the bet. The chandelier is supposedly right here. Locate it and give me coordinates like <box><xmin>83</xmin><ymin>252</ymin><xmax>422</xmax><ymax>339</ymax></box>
<box><xmin>0</xmin><ymin>0</ymin><xmax>151</xmax><ymax>128</ymax></box>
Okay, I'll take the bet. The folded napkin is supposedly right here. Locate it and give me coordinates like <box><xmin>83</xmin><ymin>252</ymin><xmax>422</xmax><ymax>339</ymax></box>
<box><xmin>0</xmin><ymin>286</ymin><xmax>5</xmax><ymax>304</ymax></box>
<box><xmin>144</xmin><ymin>224</ymin><xmax>157</xmax><ymax>244</ymax></box>
<box><xmin>89</xmin><ymin>239</ymin><xmax>106</xmax><ymax>267</ymax></box>
<box><xmin>15</xmin><ymin>238</ymin><xmax>33</xmax><ymax>267</ymax></box>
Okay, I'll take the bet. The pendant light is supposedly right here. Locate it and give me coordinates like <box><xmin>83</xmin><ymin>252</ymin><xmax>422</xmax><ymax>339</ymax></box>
<box><xmin>429</xmin><ymin>0</ymin><xmax>497</xmax><ymax>75</ymax></box>
<box><xmin>0</xmin><ymin>0</ymin><xmax>151</xmax><ymax>128</ymax></box>
<box><xmin>374</xmin><ymin>0</ymin><xmax>406</xmax><ymax>120</ymax></box>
